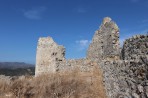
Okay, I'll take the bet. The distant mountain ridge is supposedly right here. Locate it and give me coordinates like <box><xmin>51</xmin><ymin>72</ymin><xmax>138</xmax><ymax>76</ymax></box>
<box><xmin>0</xmin><ymin>62</ymin><xmax>34</xmax><ymax>69</ymax></box>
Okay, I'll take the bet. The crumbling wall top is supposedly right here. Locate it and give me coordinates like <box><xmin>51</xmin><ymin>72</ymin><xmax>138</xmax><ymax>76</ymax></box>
<box><xmin>122</xmin><ymin>34</ymin><xmax>148</xmax><ymax>60</ymax></box>
<box><xmin>102</xmin><ymin>17</ymin><xmax>112</xmax><ymax>24</ymax></box>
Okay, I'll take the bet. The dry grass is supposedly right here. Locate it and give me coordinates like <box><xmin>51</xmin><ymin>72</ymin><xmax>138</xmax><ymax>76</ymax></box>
<box><xmin>0</xmin><ymin>67</ymin><xmax>106</xmax><ymax>98</ymax></box>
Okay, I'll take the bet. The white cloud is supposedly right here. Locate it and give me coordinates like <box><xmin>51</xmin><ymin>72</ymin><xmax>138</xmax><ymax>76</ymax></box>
<box><xmin>75</xmin><ymin>40</ymin><xmax>91</xmax><ymax>51</ymax></box>
<box><xmin>23</xmin><ymin>7</ymin><xmax>46</xmax><ymax>20</ymax></box>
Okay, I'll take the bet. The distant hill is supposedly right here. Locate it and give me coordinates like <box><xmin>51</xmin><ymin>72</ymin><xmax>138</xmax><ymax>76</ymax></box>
<box><xmin>0</xmin><ymin>62</ymin><xmax>35</xmax><ymax>76</ymax></box>
<box><xmin>0</xmin><ymin>67</ymin><xmax>35</xmax><ymax>76</ymax></box>
<box><xmin>0</xmin><ymin>62</ymin><xmax>34</xmax><ymax>69</ymax></box>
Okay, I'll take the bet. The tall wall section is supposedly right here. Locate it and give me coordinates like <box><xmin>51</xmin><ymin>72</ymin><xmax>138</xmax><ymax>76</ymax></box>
<box><xmin>35</xmin><ymin>37</ymin><xmax>65</xmax><ymax>76</ymax></box>
<box><xmin>87</xmin><ymin>17</ymin><xmax>120</xmax><ymax>62</ymax></box>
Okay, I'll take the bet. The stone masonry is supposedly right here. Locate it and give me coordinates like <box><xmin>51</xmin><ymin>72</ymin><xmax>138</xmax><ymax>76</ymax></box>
<box><xmin>35</xmin><ymin>17</ymin><xmax>148</xmax><ymax>98</ymax></box>
<box><xmin>122</xmin><ymin>35</ymin><xmax>148</xmax><ymax>61</ymax></box>
<box><xmin>87</xmin><ymin>17</ymin><xmax>120</xmax><ymax>62</ymax></box>
<box><xmin>35</xmin><ymin>37</ymin><xmax>65</xmax><ymax>76</ymax></box>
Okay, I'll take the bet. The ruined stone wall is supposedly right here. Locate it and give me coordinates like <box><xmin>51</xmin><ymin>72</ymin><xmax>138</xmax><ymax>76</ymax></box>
<box><xmin>36</xmin><ymin>17</ymin><xmax>121</xmax><ymax>76</ymax></box>
<box><xmin>35</xmin><ymin>17</ymin><xmax>148</xmax><ymax>98</ymax></box>
<box><xmin>101</xmin><ymin>59</ymin><xmax>148</xmax><ymax>98</ymax></box>
<box><xmin>124</xmin><ymin>60</ymin><xmax>148</xmax><ymax>98</ymax></box>
<box><xmin>35</xmin><ymin>36</ymin><xmax>96</xmax><ymax>76</ymax></box>
<box><xmin>87</xmin><ymin>17</ymin><xmax>120</xmax><ymax>62</ymax></box>
<box><xmin>87</xmin><ymin>30</ymin><xmax>103</xmax><ymax>62</ymax></box>
<box><xmin>122</xmin><ymin>35</ymin><xmax>148</xmax><ymax>60</ymax></box>
<box><xmin>99</xmin><ymin>60</ymin><xmax>130</xmax><ymax>98</ymax></box>
<box><xmin>35</xmin><ymin>37</ymin><xmax>65</xmax><ymax>76</ymax></box>
<box><xmin>101</xmin><ymin>34</ymin><xmax>148</xmax><ymax>98</ymax></box>
<box><xmin>35</xmin><ymin>37</ymin><xmax>96</xmax><ymax>76</ymax></box>
<box><xmin>86</xmin><ymin>17</ymin><xmax>147</xmax><ymax>98</ymax></box>
<box><xmin>57</xmin><ymin>59</ymin><xmax>96</xmax><ymax>72</ymax></box>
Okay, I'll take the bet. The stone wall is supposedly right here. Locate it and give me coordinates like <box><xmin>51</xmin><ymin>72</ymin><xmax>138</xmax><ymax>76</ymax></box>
<box><xmin>101</xmin><ymin>59</ymin><xmax>148</xmax><ymax>98</ymax></box>
<box><xmin>122</xmin><ymin>35</ymin><xmax>148</xmax><ymax>60</ymax></box>
<box><xmin>35</xmin><ymin>17</ymin><xmax>148</xmax><ymax>98</ymax></box>
<box><xmin>99</xmin><ymin>60</ymin><xmax>130</xmax><ymax>98</ymax></box>
<box><xmin>56</xmin><ymin>59</ymin><xmax>96</xmax><ymax>72</ymax></box>
<box><xmin>87</xmin><ymin>17</ymin><xmax>120</xmax><ymax>62</ymax></box>
<box><xmin>35</xmin><ymin>37</ymin><xmax>96</xmax><ymax>76</ymax></box>
<box><xmin>35</xmin><ymin>37</ymin><xmax>65</xmax><ymax>76</ymax></box>
<box><xmin>101</xmin><ymin>34</ymin><xmax>148</xmax><ymax>98</ymax></box>
<box><xmin>87</xmin><ymin>30</ymin><xmax>103</xmax><ymax>62</ymax></box>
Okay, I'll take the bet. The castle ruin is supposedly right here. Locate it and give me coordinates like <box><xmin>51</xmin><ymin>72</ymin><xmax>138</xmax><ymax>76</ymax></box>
<box><xmin>87</xmin><ymin>17</ymin><xmax>120</xmax><ymax>61</ymax></box>
<box><xmin>35</xmin><ymin>17</ymin><xmax>148</xmax><ymax>98</ymax></box>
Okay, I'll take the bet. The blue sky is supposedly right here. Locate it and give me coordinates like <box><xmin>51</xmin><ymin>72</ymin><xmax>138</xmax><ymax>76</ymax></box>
<box><xmin>0</xmin><ymin>0</ymin><xmax>147</xmax><ymax>64</ymax></box>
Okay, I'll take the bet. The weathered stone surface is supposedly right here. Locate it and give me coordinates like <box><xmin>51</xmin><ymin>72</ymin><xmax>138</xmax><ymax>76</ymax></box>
<box><xmin>87</xmin><ymin>17</ymin><xmax>120</xmax><ymax>62</ymax></box>
<box><xmin>122</xmin><ymin>35</ymin><xmax>148</xmax><ymax>61</ymax></box>
<box><xmin>57</xmin><ymin>58</ymin><xmax>96</xmax><ymax>72</ymax></box>
<box><xmin>35</xmin><ymin>36</ymin><xmax>65</xmax><ymax>76</ymax></box>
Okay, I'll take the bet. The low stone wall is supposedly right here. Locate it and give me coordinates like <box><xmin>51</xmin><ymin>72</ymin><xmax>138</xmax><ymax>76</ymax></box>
<box><xmin>56</xmin><ymin>59</ymin><xmax>96</xmax><ymax>72</ymax></box>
